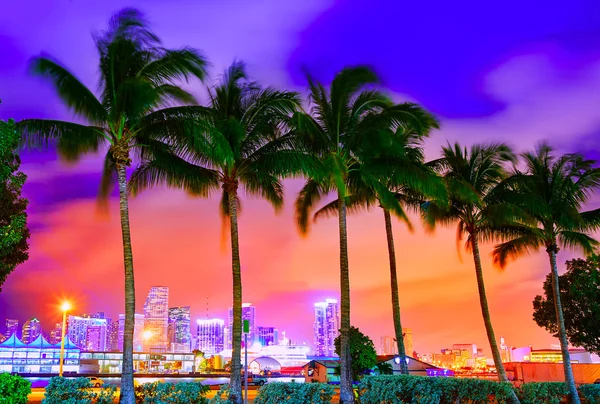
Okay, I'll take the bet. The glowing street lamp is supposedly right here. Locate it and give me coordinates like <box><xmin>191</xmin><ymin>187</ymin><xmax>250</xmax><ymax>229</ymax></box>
<box><xmin>59</xmin><ymin>301</ymin><xmax>71</xmax><ymax>377</ymax></box>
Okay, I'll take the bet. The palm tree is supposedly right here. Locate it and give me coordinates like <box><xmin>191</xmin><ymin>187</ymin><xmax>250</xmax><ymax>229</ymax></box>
<box><xmin>493</xmin><ymin>144</ymin><xmax>600</xmax><ymax>404</ymax></box>
<box><xmin>18</xmin><ymin>9</ymin><xmax>207</xmax><ymax>403</ymax></box>
<box><xmin>293</xmin><ymin>67</ymin><xmax>432</xmax><ymax>403</ymax></box>
<box><xmin>128</xmin><ymin>62</ymin><xmax>302</xmax><ymax>404</ymax></box>
<box><xmin>423</xmin><ymin>143</ymin><xmax>521</xmax><ymax>404</ymax></box>
<box><xmin>312</xmin><ymin>115</ymin><xmax>444</xmax><ymax>375</ymax></box>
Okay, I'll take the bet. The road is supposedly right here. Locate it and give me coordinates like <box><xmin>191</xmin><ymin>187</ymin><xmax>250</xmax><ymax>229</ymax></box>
<box><xmin>28</xmin><ymin>387</ymin><xmax>260</xmax><ymax>403</ymax></box>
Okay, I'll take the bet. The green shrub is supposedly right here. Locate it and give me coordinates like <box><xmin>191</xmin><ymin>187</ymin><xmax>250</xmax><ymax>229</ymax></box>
<box><xmin>0</xmin><ymin>373</ymin><xmax>31</xmax><ymax>404</ymax></box>
<box><xmin>208</xmin><ymin>384</ymin><xmax>233</xmax><ymax>404</ymax></box>
<box><xmin>580</xmin><ymin>384</ymin><xmax>600</xmax><ymax>403</ymax></box>
<box><xmin>43</xmin><ymin>377</ymin><xmax>116</xmax><ymax>404</ymax></box>
<box><xmin>358</xmin><ymin>375</ymin><xmax>513</xmax><ymax>404</ymax></box>
<box><xmin>516</xmin><ymin>382</ymin><xmax>570</xmax><ymax>404</ymax></box>
<box><xmin>254</xmin><ymin>382</ymin><xmax>334</xmax><ymax>404</ymax></box>
<box><xmin>135</xmin><ymin>381</ymin><xmax>210</xmax><ymax>403</ymax></box>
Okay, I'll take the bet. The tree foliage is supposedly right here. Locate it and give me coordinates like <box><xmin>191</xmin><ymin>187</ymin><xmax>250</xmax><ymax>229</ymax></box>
<box><xmin>0</xmin><ymin>119</ymin><xmax>29</xmax><ymax>292</ymax></box>
<box><xmin>334</xmin><ymin>326</ymin><xmax>377</xmax><ymax>379</ymax></box>
<box><xmin>533</xmin><ymin>255</ymin><xmax>600</xmax><ymax>355</ymax></box>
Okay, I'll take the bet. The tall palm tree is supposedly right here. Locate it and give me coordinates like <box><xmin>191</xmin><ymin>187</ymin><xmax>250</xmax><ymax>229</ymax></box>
<box><xmin>493</xmin><ymin>144</ymin><xmax>600</xmax><ymax>404</ymax></box>
<box><xmin>423</xmin><ymin>143</ymin><xmax>521</xmax><ymax>404</ymax></box>
<box><xmin>312</xmin><ymin>115</ymin><xmax>444</xmax><ymax>375</ymax></box>
<box><xmin>293</xmin><ymin>67</ymin><xmax>431</xmax><ymax>403</ymax></box>
<box><xmin>18</xmin><ymin>9</ymin><xmax>207</xmax><ymax>403</ymax></box>
<box><xmin>128</xmin><ymin>62</ymin><xmax>302</xmax><ymax>404</ymax></box>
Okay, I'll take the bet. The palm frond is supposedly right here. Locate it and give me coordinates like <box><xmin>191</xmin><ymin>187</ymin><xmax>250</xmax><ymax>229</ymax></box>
<box><xmin>30</xmin><ymin>57</ymin><xmax>106</xmax><ymax>124</ymax></box>
<box><xmin>138</xmin><ymin>47</ymin><xmax>208</xmax><ymax>85</ymax></box>
<box><xmin>295</xmin><ymin>179</ymin><xmax>331</xmax><ymax>234</ymax></box>
<box><xmin>558</xmin><ymin>231</ymin><xmax>599</xmax><ymax>256</ymax></box>
<box><xmin>492</xmin><ymin>234</ymin><xmax>544</xmax><ymax>269</ymax></box>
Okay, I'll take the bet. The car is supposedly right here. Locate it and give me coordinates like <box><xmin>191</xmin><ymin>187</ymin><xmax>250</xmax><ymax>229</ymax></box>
<box><xmin>86</xmin><ymin>377</ymin><xmax>104</xmax><ymax>387</ymax></box>
<box><xmin>246</xmin><ymin>375</ymin><xmax>268</xmax><ymax>386</ymax></box>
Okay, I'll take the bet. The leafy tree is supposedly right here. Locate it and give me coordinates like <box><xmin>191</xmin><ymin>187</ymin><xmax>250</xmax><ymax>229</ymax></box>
<box><xmin>294</xmin><ymin>66</ymin><xmax>430</xmax><ymax>403</ymax></box>
<box><xmin>334</xmin><ymin>326</ymin><xmax>377</xmax><ymax>380</ymax></box>
<box><xmin>424</xmin><ymin>142</ymin><xmax>521</xmax><ymax>404</ymax></box>
<box><xmin>493</xmin><ymin>144</ymin><xmax>600</xmax><ymax>404</ymax></box>
<box><xmin>0</xmin><ymin>119</ymin><xmax>29</xmax><ymax>292</ymax></box>
<box><xmin>129</xmin><ymin>62</ymin><xmax>302</xmax><ymax>404</ymax></box>
<box><xmin>533</xmin><ymin>256</ymin><xmax>600</xmax><ymax>355</ymax></box>
<box><xmin>313</xmin><ymin>112</ymin><xmax>443</xmax><ymax>375</ymax></box>
<box><xmin>17</xmin><ymin>9</ymin><xmax>207</xmax><ymax>403</ymax></box>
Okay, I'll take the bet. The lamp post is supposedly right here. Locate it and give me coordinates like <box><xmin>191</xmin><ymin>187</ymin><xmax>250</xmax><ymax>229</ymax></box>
<box><xmin>59</xmin><ymin>301</ymin><xmax>71</xmax><ymax>377</ymax></box>
<box><xmin>243</xmin><ymin>320</ymin><xmax>249</xmax><ymax>404</ymax></box>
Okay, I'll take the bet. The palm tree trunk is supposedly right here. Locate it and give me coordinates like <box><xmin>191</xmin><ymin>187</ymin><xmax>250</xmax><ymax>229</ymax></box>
<box><xmin>547</xmin><ymin>246</ymin><xmax>580</xmax><ymax>404</ymax></box>
<box><xmin>383</xmin><ymin>208</ymin><xmax>408</xmax><ymax>374</ymax></box>
<box><xmin>227</xmin><ymin>185</ymin><xmax>243</xmax><ymax>404</ymax></box>
<box><xmin>117</xmin><ymin>165</ymin><xmax>135</xmax><ymax>404</ymax></box>
<box><xmin>471</xmin><ymin>235</ymin><xmax>520</xmax><ymax>404</ymax></box>
<box><xmin>338</xmin><ymin>194</ymin><xmax>354</xmax><ymax>404</ymax></box>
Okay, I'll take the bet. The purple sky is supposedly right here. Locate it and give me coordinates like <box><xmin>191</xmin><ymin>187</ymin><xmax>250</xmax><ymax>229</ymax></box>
<box><xmin>1</xmin><ymin>0</ymin><xmax>600</xmax><ymax>354</ymax></box>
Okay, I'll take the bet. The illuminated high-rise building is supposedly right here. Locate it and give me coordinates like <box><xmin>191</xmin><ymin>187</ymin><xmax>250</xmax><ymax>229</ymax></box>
<box><xmin>5</xmin><ymin>319</ymin><xmax>18</xmax><ymax>338</ymax></box>
<box><xmin>197</xmin><ymin>318</ymin><xmax>225</xmax><ymax>355</ymax></box>
<box><xmin>107</xmin><ymin>319</ymin><xmax>119</xmax><ymax>351</ymax></box>
<box><xmin>314</xmin><ymin>299</ymin><xmax>339</xmax><ymax>357</ymax></box>
<box><xmin>118</xmin><ymin>314</ymin><xmax>145</xmax><ymax>352</ymax></box>
<box><xmin>67</xmin><ymin>315</ymin><xmax>108</xmax><ymax>351</ymax></box>
<box><xmin>22</xmin><ymin>318</ymin><xmax>42</xmax><ymax>344</ymax></box>
<box><xmin>168</xmin><ymin>306</ymin><xmax>191</xmax><ymax>353</ymax></box>
<box><xmin>49</xmin><ymin>323</ymin><xmax>63</xmax><ymax>345</ymax></box>
<box><xmin>226</xmin><ymin>303</ymin><xmax>256</xmax><ymax>349</ymax></box>
<box><xmin>257</xmin><ymin>326</ymin><xmax>278</xmax><ymax>347</ymax></box>
<box><xmin>500</xmin><ymin>336</ymin><xmax>511</xmax><ymax>363</ymax></box>
<box><xmin>143</xmin><ymin>286</ymin><xmax>169</xmax><ymax>352</ymax></box>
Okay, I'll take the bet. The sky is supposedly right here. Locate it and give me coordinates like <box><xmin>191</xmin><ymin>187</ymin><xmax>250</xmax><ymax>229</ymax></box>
<box><xmin>1</xmin><ymin>0</ymin><xmax>600</xmax><ymax>355</ymax></box>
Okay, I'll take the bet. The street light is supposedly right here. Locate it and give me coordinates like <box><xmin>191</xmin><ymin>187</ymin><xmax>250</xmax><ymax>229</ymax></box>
<box><xmin>59</xmin><ymin>301</ymin><xmax>71</xmax><ymax>377</ymax></box>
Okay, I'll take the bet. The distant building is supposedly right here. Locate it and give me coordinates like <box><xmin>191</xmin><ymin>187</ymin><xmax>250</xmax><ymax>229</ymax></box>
<box><xmin>168</xmin><ymin>306</ymin><xmax>191</xmax><ymax>353</ymax></box>
<box><xmin>143</xmin><ymin>286</ymin><xmax>169</xmax><ymax>351</ymax></box>
<box><xmin>117</xmin><ymin>314</ymin><xmax>145</xmax><ymax>352</ymax></box>
<box><xmin>226</xmin><ymin>303</ymin><xmax>256</xmax><ymax>349</ymax></box>
<box><xmin>257</xmin><ymin>326</ymin><xmax>278</xmax><ymax>347</ymax></box>
<box><xmin>197</xmin><ymin>318</ymin><xmax>224</xmax><ymax>355</ymax></box>
<box><xmin>107</xmin><ymin>319</ymin><xmax>119</xmax><ymax>351</ymax></box>
<box><xmin>314</xmin><ymin>299</ymin><xmax>339</xmax><ymax>357</ymax></box>
<box><xmin>67</xmin><ymin>315</ymin><xmax>108</xmax><ymax>351</ymax></box>
<box><xmin>22</xmin><ymin>318</ymin><xmax>42</xmax><ymax>344</ymax></box>
<box><xmin>49</xmin><ymin>323</ymin><xmax>63</xmax><ymax>345</ymax></box>
<box><xmin>0</xmin><ymin>333</ymin><xmax>80</xmax><ymax>373</ymax></box>
<box><xmin>500</xmin><ymin>336</ymin><xmax>511</xmax><ymax>363</ymax></box>
<box><xmin>5</xmin><ymin>319</ymin><xmax>18</xmax><ymax>338</ymax></box>
<box><xmin>380</xmin><ymin>329</ymin><xmax>413</xmax><ymax>356</ymax></box>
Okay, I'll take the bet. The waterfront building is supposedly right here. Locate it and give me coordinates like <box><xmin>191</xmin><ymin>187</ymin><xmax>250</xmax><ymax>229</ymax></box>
<box><xmin>143</xmin><ymin>286</ymin><xmax>169</xmax><ymax>351</ymax></box>
<box><xmin>197</xmin><ymin>318</ymin><xmax>224</xmax><ymax>355</ymax></box>
<box><xmin>313</xmin><ymin>299</ymin><xmax>339</xmax><ymax>357</ymax></box>
<box><xmin>168</xmin><ymin>306</ymin><xmax>191</xmax><ymax>353</ymax></box>
<box><xmin>22</xmin><ymin>318</ymin><xmax>42</xmax><ymax>344</ymax></box>
<box><xmin>0</xmin><ymin>333</ymin><xmax>80</xmax><ymax>373</ymax></box>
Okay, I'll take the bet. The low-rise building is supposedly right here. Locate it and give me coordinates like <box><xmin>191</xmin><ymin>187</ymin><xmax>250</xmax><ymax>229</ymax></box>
<box><xmin>0</xmin><ymin>333</ymin><xmax>80</xmax><ymax>374</ymax></box>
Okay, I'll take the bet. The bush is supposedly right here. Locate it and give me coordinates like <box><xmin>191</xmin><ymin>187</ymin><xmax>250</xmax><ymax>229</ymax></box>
<box><xmin>516</xmin><ymin>382</ymin><xmax>570</xmax><ymax>404</ymax></box>
<box><xmin>254</xmin><ymin>382</ymin><xmax>334</xmax><ymax>404</ymax></box>
<box><xmin>358</xmin><ymin>375</ymin><xmax>514</xmax><ymax>404</ymax></box>
<box><xmin>0</xmin><ymin>373</ymin><xmax>31</xmax><ymax>404</ymax></box>
<box><xmin>43</xmin><ymin>377</ymin><xmax>116</xmax><ymax>404</ymax></box>
<box><xmin>135</xmin><ymin>381</ymin><xmax>210</xmax><ymax>403</ymax></box>
<box><xmin>208</xmin><ymin>384</ymin><xmax>233</xmax><ymax>404</ymax></box>
<box><xmin>580</xmin><ymin>384</ymin><xmax>600</xmax><ymax>403</ymax></box>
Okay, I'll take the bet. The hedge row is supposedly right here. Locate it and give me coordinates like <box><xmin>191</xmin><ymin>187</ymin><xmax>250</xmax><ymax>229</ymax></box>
<box><xmin>4</xmin><ymin>374</ymin><xmax>600</xmax><ymax>404</ymax></box>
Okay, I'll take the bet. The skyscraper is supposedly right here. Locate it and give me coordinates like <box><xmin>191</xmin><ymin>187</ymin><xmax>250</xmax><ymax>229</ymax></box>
<box><xmin>314</xmin><ymin>299</ymin><xmax>339</xmax><ymax>357</ymax></box>
<box><xmin>22</xmin><ymin>318</ymin><xmax>42</xmax><ymax>343</ymax></box>
<box><xmin>67</xmin><ymin>315</ymin><xmax>108</xmax><ymax>351</ymax></box>
<box><xmin>143</xmin><ymin>286</ymin><xmax>169</xmax><ymax>352</ymax></box>
<box><xmin>107</xmin><ymin>319</ymin><xmax>119</xmax><ymax>351</ymax></box>
<box><xmin>5</xmin><ymin>319</ymin><xmax>18</xmax><ymax>338</ymax></box>
<box><xmin>197</xmin><ymin>318</ymin><xmax>225</xmax><ymax>355</ymax></box>
<box><xmin>257</xmin><ymin>326</ymin><xmax>278</xmax><ymax>347</ymax></box>
<box><xmin>380</xmin><ymin>329</ymin><xmax>413</xmax><ymax>356</ymax></box>
<box><xmin>226</xmin><ymin>303</ymin><xmax>256</xmax><ymax>349</ymax></box>
<box><xmin>118</xmin><ymin>314</ymin><xmax>145</xmax><ymax>352</ymax></box>
<box><xmin>168</xmin><ymin>306</ymin><xmax>191</xmax><ymax>353</ymax></box>
<box><xmin>49</xmin><ymin>323</ymin><xmax>63</xmax><ymax>345</ymax></box>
